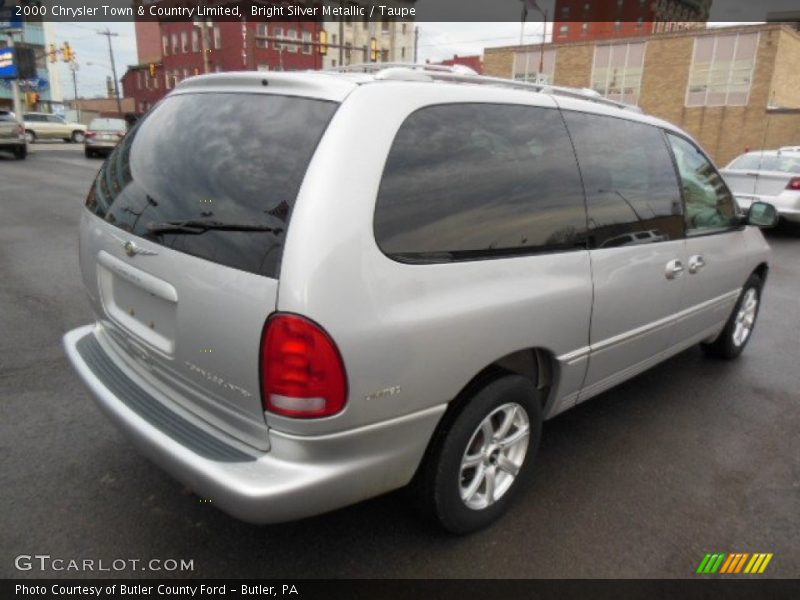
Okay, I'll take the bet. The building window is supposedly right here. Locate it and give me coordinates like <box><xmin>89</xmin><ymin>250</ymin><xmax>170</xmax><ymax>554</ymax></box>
<box><xmin>181</xmin><ymin>31</ymin><xmax>188</xmax><ymax>53</ymax></box>
<box><xmin>171</xmin><ymin>33</ymin><xmax>178</xmax><ymax>55</ymax></box>
<box><xmin>584</xmin><ymin>2</ymin><xmax>591</xmax><ymax>9</ymax></box>
<box><xmin>183</xmin><ymin>68</ymin><xmax>190</xmax><ymax>80</ymax></box>
<box><xmin>287</xmin><ymin>29</ymin><xmax>298</xmax><ymax>53</ymax></box>
<box><xmin>257</xmin><ymin>64</ymin><xmax>270</xmax><ymax>71</ymax></box>
<box><xmin>213</xmin><ymin>26</ymin><xmax>221</xmax><ymax>50</ymax></box>
<box><xmin>614</xmin><ymin>21</ymin><xmax>622</xmax><ymax>31</ymax></box>
<box><xmin>302</xmin><ymin>31</ymin><xmax>312</xmax><ymax>54</ymax></box>
<box><xmin>582</xmin><ymin>23</ymin><xmax>590</xmax><ymax>35</ymax></box>
<box><xmin>162</xmin><ymin>34</ymin><xmax>169</xmax><ymax>56</ymax></box>
<box><xmin>332</xmin><ymin>59</ymin><xmax>337</xmax><ymax>67</ymax></box>
<box><xmin>382</xmin><ymin>20</ymin><xmax>390</xmax><ymax>33</ymax></box>
<box><xmin>401</xmin><ymin>46</ymin><xmax>406</xmax><ymax>59</ymax></box>
<box><xmin>591</xmin><ymin>42</ymin><xmax>647</xmax><ymax>105</ymax></box>
<box><xmin>402</xmin><ymin>23</ymin><xmax>407</xmax><ymax>35</ymax></box>
<box><xmin>617</xmin><ymin>0</ymin><xmax>624</xmax><ymax>7</ymax></box>
<box><xmin>192</xmin><ymin>29</ymin><xmax>200</xmax><ymax>52</ymax></box>
<box><xmin>381</xmin><ymin>48</ymin><xmax>389</xmax><ymax>62</ymax></box>
<box><xmin>153</xmin><ymin>73</ymin><xmax>159</xmax><ymax>89</ymax></box>
<box><xmin>636</xmin><ymin>17</ymin><xmax>644</xmax><ymax>29</ymax></box>
<box><xmin>273</xmin><ymin>27</ymin><xmax>284</xmax><ymax>50</ymax></box>
<box><xmin>558</xmin><ymin>25</ymin><xmax>569</xmax><ymax>37</ymax></box>
<box><xmin>136</xmin><ymin>71</ymin><xmax>142</xmax><ymax>89</ymax></box>
<box><xmin>257</xmin><ymin>23</ymin><xmax>268</xmax><ymax>48</ymax></box>
<box><xmin>513</xmin><ymin>48</ymin><xmax>557</xmax><ymax>84</ymax></box>
<box><xmin>561</xmin><ymin>6</ymin><xmax>570</xmax><ymax>16</ymax></box>
<box><xmin>686</xmin><ymin>33</ymin><xmax>758</xmax><ymax>107</ymax></box>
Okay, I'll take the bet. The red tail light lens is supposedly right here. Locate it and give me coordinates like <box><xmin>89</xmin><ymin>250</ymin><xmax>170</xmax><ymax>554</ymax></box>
<box><xmin>17</xmin><ymin>124</ymin><xmax>24</xmax><ymax>137</ymax></box>
<box><xmin>787</xmin><ymin>177</ymin><xmax>800</xmax><ymax>191</ymax></box>
<box><xmin>85</xmin><ymin>131</ymin><xmax>97</xmax><ymax>138</ymax></box>
<box><xmin>261</xmin><ymin>314</ymin><xmax>348</xmax><ymax>418</ymax></box>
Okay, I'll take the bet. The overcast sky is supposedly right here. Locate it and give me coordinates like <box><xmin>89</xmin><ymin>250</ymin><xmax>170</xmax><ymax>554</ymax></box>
<box><xmin>53</xmin><ymin>20</ymin><xmax>752</xmax><ymax>98</ymax></box>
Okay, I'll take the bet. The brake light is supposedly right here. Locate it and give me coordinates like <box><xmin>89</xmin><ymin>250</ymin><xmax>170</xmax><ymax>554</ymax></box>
<box><xmin>85</xmin><ymin>131</ymin><xmax>97</xmax><ymax>138</ymax></box>
<box><xmin>787</xmin><ymin>177</ymin><xmax>800</xmax><ymax>191</ymax></box>
<box><xmin>261</xmin><ymin>314</ymin><xmax>348</xmax><ymax>418</ymax></box>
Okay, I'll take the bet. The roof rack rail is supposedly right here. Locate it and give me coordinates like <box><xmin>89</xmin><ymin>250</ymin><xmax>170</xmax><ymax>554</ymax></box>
<box><xmin>326</xmin><ymin>62</ymin><xmax>642</xmax><ymax>113</ymax></box>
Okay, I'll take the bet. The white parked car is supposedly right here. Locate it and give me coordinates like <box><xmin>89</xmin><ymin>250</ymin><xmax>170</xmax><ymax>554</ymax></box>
<box><xmin>722</xmin><ymin>150</ymin><xmax>800</xmax><ymax>225</ymax></box>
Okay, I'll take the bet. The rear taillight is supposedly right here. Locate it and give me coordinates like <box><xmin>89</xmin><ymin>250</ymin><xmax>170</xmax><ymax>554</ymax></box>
<box><xmin>787</xmin><ymin>177</ymin><xmax>800</xmax><ymax>191</ymax></box>
<box><xmin>261</xmin><ymin>314</ymin><xmax>348</xmax><ymax>419</ymax></box>
<box><xmin>17</xmin><ymin>124</ymin><xmax>24</xmax><ymax>138</ymax></box>
<box><xmin>85</xmin><ymin>131</ymin><xmax>97</xmax><ymax>138</ymax></box>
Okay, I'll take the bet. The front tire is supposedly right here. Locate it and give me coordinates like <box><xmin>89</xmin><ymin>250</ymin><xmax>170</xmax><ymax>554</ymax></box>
<box><xmin>701</xmin><ymin>274</ymin><xmax>763</xmax><ymax>359</ymax></box>
<box><xmin>415</xmin><ymin>374</ymin><xmax>543</xmax><ymax>534</ymax></box>
<box><xmin>24</xmin><ymin>130</ymin><xmax>35</xmax><ymax>144</ymax></box>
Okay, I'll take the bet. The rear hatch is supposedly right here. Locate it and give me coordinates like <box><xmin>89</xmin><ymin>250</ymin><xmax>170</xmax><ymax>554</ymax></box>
<box><xmin>79</xmin><ymin>91</ymin><xmax>338</xmax><ymax>450</ymax></box>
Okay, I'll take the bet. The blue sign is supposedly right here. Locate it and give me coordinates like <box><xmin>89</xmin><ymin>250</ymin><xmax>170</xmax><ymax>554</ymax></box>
<box><xmin>0</xmin><ymin>48</ymin><xmax>17</xmax><ymax>79</ymax></box>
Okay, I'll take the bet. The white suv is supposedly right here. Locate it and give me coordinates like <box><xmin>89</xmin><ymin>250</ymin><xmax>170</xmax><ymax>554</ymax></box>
<box><xmin>63</xmin><ymin>65</ymin><xmax>777</xmax><ymax>533</ymax></box>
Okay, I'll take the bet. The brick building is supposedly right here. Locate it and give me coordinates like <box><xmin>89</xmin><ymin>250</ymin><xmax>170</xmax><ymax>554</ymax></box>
<box><xmin>124</xmin><ymin>19</ymin><xmax>322</xmax><ymax>114</ymax></box>
<box><xmin>552</xmin><ymin>0</ymin><xmax>711</xmax><ymax>43</ymax></box>
<box><xmin>484</xmin><ymin>23</ymin><xmax>800</xmax><ymax>166</ymax></box>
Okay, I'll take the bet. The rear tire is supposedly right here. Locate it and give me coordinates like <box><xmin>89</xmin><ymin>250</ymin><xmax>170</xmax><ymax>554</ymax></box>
<box><xmin>71</xmin><ymin>131</ymin><xmax>85</xmax><ymax>143</ymax></box>
<box><xmin>24</xmin><ymin>130</ymin><xmax>35</xmax><ymax>144</ymax></box>
<box><xmin>84</xmin><ymin>147</ymin><xmax>93</xmax><ymax>158</ymax></box>
<box><xmin>13</xmin><ymin>146</ymin><xmax>27</xmax><ymax>159</ymax></box>
<box><xmin>414</xmin><ymin>374</ymin><xmax>543</xmax><ymax>534</ymax></box>
<box><xmin>701</xmin><ymin>274</ymin><xmax>763</xmax><ymax>359</ymax></box>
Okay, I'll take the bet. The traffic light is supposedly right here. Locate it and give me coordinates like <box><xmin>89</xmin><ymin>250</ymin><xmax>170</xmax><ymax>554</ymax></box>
<box><xmin>149</xmin><ymin>63</ymin><xmax>157</xmax><ymax>77</ymax></box>
<box><xmin>62</xmin><ymin>42</ymin><xmax>75</xmax><ymax>62</ymax></box>
<box><xmin>318</xmin><ymin>30</ymin><xmax>328</xmax><ymax>56</ymax></box>
<box><xmin>370</xmin><ymin>37</ymin><xmax>378</xmax><ymax>62</ymax></box>
<box><xmin>48</xmin><ymin>44</ymin><xmax>58</xmax><ymax>63</ymax></box>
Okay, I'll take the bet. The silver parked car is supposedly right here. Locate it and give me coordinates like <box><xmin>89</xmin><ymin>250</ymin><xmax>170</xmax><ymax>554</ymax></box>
<box><xmin>22</xmin><ymin>112</ymin><xmax>86</xmax><ymax>143</ymax></box>
<box><xmin>0</xmin><ymin>110</ymin><xmax>27</xmax><ymax>159</ymax></box>
<box><xmin>63</xmin><ymin>66</ymin><xmax>778</xmax><ymax>533</ymax></box>
<box><xmin>84</xmin><ymin>117</ymin><xmax>127</xmax><ymax>158</ymax></box>
<box><xmin>722</xmin><ymin>150</ymin><xmax>800</xmax><ymax>225</ymax></box>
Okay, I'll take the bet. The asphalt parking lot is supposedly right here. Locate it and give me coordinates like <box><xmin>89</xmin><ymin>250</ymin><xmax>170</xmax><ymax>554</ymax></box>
<box><xmin>1</xmin><ymin>143</ymin><xmax>798</xmax><ymax>579</ymax></box>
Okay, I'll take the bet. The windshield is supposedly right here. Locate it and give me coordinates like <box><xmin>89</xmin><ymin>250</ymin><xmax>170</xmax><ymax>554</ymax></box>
<box><xmin>88</xmin><ymin>118</ymin><xmax>126</xmax><ymax>131</ymax></box>
<box><xmin>727</xmin><ymin>153</ymin><xmax>800</xmax><ymax>174</ymax></box>
<box><xmin>85</xmin><ymin>92</ymin><xmax>338</xmax><ymax>278</ymax></box>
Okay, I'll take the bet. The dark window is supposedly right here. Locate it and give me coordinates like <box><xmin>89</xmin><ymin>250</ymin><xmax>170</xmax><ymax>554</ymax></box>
<box><xmin>667</xmin><ymin>133</ymin><xmax>738</xmax><ymax>233</ymax></box>
<box><xmin>374</xmin><ymin>103</ymin><xmax>588</xmax><ymax>262</ymax></box>
<box><xmin>562</xmin><ymin>111</ymin><xmax>684</xmax><ymax>248</ymax></box>
<box><xmin>85</xmin><ymin>93</ymin><xmax>337</xmax><ymax>278</ymax></box>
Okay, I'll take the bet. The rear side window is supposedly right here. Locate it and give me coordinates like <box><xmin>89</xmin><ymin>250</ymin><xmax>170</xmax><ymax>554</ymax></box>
<box><xmin>374</xmin><ymin>103</ymin><xmax>588</xmax><ymax>262</ymax></box>
<box><xmin>563</xmin><ymin>111</ymin><xmax>684</xmax><ymax>249</ymax></box>
<box><xmin>85</xmin><ymin>93</ymin><xmax>337</xmax><ymax>278</ymax></box>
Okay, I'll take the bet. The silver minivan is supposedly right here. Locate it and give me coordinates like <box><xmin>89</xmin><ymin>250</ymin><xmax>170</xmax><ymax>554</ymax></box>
<box><xmin>63</xmin><ymin>66</ymin><xmax>778</xmax><ymax>533</ymax></box>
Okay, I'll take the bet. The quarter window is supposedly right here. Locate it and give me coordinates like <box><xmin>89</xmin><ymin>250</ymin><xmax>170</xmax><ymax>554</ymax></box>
<box><xmin>374</xmin><ymin>103</ymin><xmax>588</xmax><ymax>262</ymax></box>
<box><xmin>667</xmin><ymin>134</ymin><xmax>738</xmax><ymax>233</ymax></box>
<box><xmin>563</xmin><ymin>111</ymin><xmax>684</xmax><ymax>249</ymax></box>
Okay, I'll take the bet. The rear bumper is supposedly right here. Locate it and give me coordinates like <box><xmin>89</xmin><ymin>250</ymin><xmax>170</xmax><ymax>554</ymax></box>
<box><xmin>63</xmin><ymin>325</ymin><xmax>445</xmax><ymax>524</ymax></box>
<box><xmin>85</xmin><ymin>141</ymin><xmax>117</xmax><ymax>151</ymax></box>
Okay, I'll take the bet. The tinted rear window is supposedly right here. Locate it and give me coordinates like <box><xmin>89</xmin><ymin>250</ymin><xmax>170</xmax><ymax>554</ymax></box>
<box><xmin>85</xmin><ymin>93</ymin><xmax>337</xmax><ymax>278</ymax></box>
<box><xmin>374</xmin><ymin>103</ymin><xmax>588</xmax><ymax>262</ymax></box>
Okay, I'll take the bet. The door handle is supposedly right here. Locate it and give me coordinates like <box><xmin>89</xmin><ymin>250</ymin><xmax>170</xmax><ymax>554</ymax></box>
<box><xmin>665</xmin><ymin>259</ymin><xmax>685</xmax><ymax>280</ymax></box>
<box><xmin>688</xmin><ymin>255</ymin><xmax>705</xmax><ymax>274</ymax></box>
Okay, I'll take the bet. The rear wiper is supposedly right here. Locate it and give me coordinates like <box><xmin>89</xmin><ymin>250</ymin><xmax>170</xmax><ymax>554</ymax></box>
<box><xmin>146</xmin><ymin>220</ymin><xmax>283</xmax><ymax>235</ymax></box>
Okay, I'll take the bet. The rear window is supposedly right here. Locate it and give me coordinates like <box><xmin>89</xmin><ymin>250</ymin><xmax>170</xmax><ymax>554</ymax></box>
<box><xmin>0</xmin><ymin>112</ymin><xmax>15</xmax><ymax>122</ymax></box>
<box><xmin>88</xmin><ymin>118</ymin><xmax>126</xmax><ymax>131</ymax></box>
<box><xmin>85</xmin><ymin>93</ymin><xmax>338</xmax><ymax>278</ymax></box>
<box><xmin>728</xmin><ymin>153</ymin><xmax>800</xmax><ymax>174</ymax></box>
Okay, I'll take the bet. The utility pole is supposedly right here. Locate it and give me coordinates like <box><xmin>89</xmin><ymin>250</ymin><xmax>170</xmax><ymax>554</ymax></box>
<box><xmin>97</xmin><ymin>28</ymin><xmax>122</xmax><ymax>115</ymax></box>
<box><xmin>69</xmin><ymin>60</ymin><xmax>80</xmax><ymax>121</ymax></box>
<box><xmin>5</xmin><ymin>30</ymin><xmax>23</xmax><ymax>120</ymax></box>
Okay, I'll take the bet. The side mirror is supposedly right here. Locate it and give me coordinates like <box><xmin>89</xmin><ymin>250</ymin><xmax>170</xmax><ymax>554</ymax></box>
<box><xmin>747</xmin><ymin>202</ymin><xmax>779</xmax><ymax>228</ymax></box>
